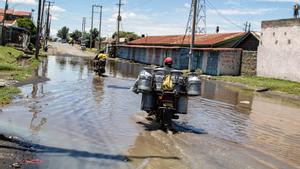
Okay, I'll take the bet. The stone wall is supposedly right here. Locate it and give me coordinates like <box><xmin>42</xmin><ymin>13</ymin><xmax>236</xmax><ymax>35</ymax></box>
<box><xmin>241</xmin><ymin>51</ymin><xmax>257</xmax><ymax>76</ymax></box>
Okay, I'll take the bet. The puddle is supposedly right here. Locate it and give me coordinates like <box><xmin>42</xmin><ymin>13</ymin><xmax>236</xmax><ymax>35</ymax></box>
<box><xmin>0</xmin><ymin>55</ymin><xmax>299</xmax><ymax>168</ymax></box>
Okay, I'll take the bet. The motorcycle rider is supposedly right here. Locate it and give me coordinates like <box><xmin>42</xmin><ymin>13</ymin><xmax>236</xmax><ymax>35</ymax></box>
<box><xmin>93</xmin><ymin>51</ymin><xmax>107</xmax><ymax>74</ymax></box>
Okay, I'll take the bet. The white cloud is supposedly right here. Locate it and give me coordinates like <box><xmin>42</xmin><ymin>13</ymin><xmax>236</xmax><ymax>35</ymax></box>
<box><xmin>255</xmin><ymin>0</ymin><xmax>297</xmax><ymax>2</ymax></box>
<box><xmin>49</xmin><ymin>5</ymin><xmax>66</xmax><ymax>21</ymax></box>
<box><xmin>3</xmin><ymin>0</ymin><xmax>36</xmax><ymax>5</ymax></box>
<box><xmin>208</xmin><ymin>8</ymin><xmax>278</xmax><ymax>15</ymax></box>
<box><xmin>51</xmin><ymin>5</ymin><xmax>66</xmax><ymax>13</ymax></box>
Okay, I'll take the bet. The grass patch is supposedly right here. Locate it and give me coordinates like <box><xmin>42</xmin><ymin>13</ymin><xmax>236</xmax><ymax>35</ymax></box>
<box><xmin>212</xmin><ymin>76</ymin><xmax>300</xmax><ymax>95</ymax></box>
<box><xmin>0</xmin><ymin>46</ymin><xmax>41</xmax><ymax>82</ymax></box>
<box><xmin>0</xmin><ymin>46</ymin><xmax>41</xmax><ymax>105</ymax></box>
<box><xmin>0</xmin><ymin>86</ymin><xmax>21</xmax><ymax>105</ymax></box>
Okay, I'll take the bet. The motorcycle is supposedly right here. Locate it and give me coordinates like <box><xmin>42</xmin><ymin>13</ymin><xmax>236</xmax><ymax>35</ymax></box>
<box><xmin>93</xmin><ymin>59</ymin><xmax>106</xmax><ymax>76</ymax></box>
<box><xmin>137</xmin><ymin>67</ymin><xmax>201</xmax><ymax>130</ymax></box>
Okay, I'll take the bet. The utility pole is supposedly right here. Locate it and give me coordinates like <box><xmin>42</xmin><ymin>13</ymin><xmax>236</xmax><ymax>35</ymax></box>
<box><xmin>98</xmin><ymin>6</ymin><xmax>103</xmax><ymax>51</ymax></box>
<box><xmin>40</xmin><ymin>0</ymin><xmax>46</xmax><ymax>36</ymax></box>
<box><xmin>116</xmin><ymin>0</ymin><xmax>123</xmax><ymax>46</ymax></box>
<box><xmin>248</xmin><ymin>23</ymin><xmax>251</xmax><ymax>32</ymax></box>
<box><xmin>48</xmin><ymin>15</ymin><xmax>52</xmax><ymax>36</ymax></box>
<box><xmin>90</xmin><ymin>5</ymin><xmax>102</xmax><ymax>49</ymax></box>
<box><xmin>1</xmin><ymin>0</ymin><xmax>8</xmax><ymax>45</ymax></box>
<box><xmin>244</xmin><ymin>21</ymin><xmax>248</xmax><ymax>32</ymax></box>
<box><xmin>189</xmin><ymin>0</ymin><xmax>197</xmax><ymax>71</ymax></box>
<box><xmin>44</xmin><ymin>1</ymin><xmax>54</xmax><ymax>48</ymax></box>
<box><xmin>35</xmin><ymin>0</ymin><xmax>43</xmax><ymax>59</ymax></box>
<box><xmin>294</xmin><ymin>1</ymin><xmax>299</xmax><ymax>18</ymax></box>
<box><xmin>90</xmin><ymin>5</ymin><xmax>94</xmax><ymax>49</ymax></box>
<box><xmin>82</xmin><ymin>17</ymin><xmax>86</xmax><ymax>41</ymax></box>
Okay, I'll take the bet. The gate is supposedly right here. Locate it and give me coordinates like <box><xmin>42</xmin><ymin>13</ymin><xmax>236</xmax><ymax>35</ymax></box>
<box><xmin>206</xmin><ymin>51</ymin><xmax>219</xmax><ymax>75</ymax></box>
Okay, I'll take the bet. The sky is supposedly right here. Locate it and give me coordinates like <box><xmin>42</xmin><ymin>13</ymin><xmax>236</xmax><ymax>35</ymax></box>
<box><xmin>0</xmin><ymin>0</ymin><xmax>298</xmax><ymax>38</ymax></box>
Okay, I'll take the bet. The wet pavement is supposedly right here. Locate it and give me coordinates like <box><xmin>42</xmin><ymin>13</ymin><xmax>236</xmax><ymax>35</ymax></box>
<box><xmin>0</xmin><ymin>55</ymin><xmax>299</xmax><ymax>169</ymax></box>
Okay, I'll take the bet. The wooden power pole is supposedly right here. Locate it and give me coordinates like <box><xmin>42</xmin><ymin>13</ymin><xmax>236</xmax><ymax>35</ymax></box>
<box><xmin>116</xmin><ymin>0</ymin><xmax>123</xmax><ymax>46</ymax></box>
<box><xmin>189</xmin><ymin>0</ymin><xmax>197</xmax><ymax>71</ymax></box>
<box><xmin>35</xmin><ymin>0</ymin><xmax>43</xmax><ymax>59</ymax></box>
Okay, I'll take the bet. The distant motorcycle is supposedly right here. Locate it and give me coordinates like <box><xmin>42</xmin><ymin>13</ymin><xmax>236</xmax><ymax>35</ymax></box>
<box><xmin>93</xmin><ymin>59</ymin><xmax>106</xmax><ymax>76</ymax></box>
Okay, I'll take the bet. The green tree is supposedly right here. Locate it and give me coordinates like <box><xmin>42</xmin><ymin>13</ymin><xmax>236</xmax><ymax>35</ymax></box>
<box><xmin>16</xmin><ymin>18</ymin><xmax>37</xmax><ymax>35</ymax></box>
<box><xmin>16</xmin><ymin>18</ymin><xmax>37</xmax><ymax>46</ymax></box>
<box><xmin>89</xmin><ymin>28</ymin><xmax>99</xmax><ymax>47</ymax></box>
<box><xmin>57</xmin><ymin>26</ymin><xmax>69</xmax><ymax>40</ymax></box>
<box><xmin>112</xmin><ymin>31</ymin><xmax>140</xmax><ymax>41</ymax></box>
<box><xmin>69</xmin><ymin>30</ymin><xmax>82</xmax><ymax>42</ymax></box>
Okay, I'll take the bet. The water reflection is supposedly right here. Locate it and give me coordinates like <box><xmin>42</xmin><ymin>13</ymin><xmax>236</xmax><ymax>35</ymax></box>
<box><xmin>56</xmin><ymin>57</ymin><xmax>67</xmax><ymax>71</ymax></box>
<box><xmin>92</xmin><ymin>77</ymin><xmax>104</xmax><ymax>104</ymax></box>
<box><xmin>28</xmin><ymin>83</ymin><xmax>47</xmax><ymax>135</ymax></box>
<box><xmin>106</xmin><ymin>59</ymin><xmax>144</xmax><ymax>79</ymax></box>
<box><xmin>201</xmin><ymin>80</ymin><xmax>253</xmax><ymax>113</ymax></box>
<box><xmin>248</xmin><ymin>95</ymin><xmax>300</xmax><ymax>166</ymax></box>
<box><xmin>187</xmin><ymin>80</ymin><xmax>300</xmax><ymax>167</ymax></box>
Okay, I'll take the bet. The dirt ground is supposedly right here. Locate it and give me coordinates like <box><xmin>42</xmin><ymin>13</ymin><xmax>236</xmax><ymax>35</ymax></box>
<box><xmin>0</xmin><ymin>135</ymin><xmax>39</xmax><ymax>169</ymax></box>
<box><xmin>46</xmin><ymin>42</ymin><xmax>95</xmax><ymax>58</ymax></box>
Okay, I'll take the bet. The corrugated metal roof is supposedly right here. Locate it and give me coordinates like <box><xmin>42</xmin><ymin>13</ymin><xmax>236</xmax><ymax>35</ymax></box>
<box><xmin>128</xmin><ymin>32</ymin><xmax>246</xmax><ymax>46</ymax></box>
<box><xmin>120</xmin><ymin>44</ymin><xmax>243</xmax><ymax>51</ymax></box>
<box><xmin>0</xmin><ymin>8</ymin><xmax>31</xmax><ymax>16</ymax></box>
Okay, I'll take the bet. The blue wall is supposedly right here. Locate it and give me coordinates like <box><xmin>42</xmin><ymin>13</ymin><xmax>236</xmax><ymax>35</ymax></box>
<box><xmin>117</xmin><ymin>46</ymin><xmax>241</xmax><ymax>76</ymax></box>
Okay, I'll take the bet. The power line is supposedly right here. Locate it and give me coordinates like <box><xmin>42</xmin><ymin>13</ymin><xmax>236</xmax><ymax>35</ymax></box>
<box><xmin>206</xmin><ymin>0</ymin><xmax>244</xmax><ymax>30</ymax></box>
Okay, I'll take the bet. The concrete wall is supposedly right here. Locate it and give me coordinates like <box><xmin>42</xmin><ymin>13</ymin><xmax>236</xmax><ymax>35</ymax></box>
<box><xmin>218</xmin><ymin>50</ymin><xmax>242</xmax><ymax>76</ymax></box>
<box><xmin>241</xmin><ymin>51</ymin><xmax>257</xmax><ymax>76</ymax></box>
<box><xmin>257</xmin><ymin>18</ymin><xmax>300</xmax><ymax>82</ymax></box>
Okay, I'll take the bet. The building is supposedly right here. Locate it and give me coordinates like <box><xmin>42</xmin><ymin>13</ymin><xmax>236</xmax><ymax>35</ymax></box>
<box><xmin>257</xmin><ymin>18</ymin><xmax>300</xmax><ymax>82</ymax></box>
<box><xmin>128</xmin><ymin>32</ymin><xmax>259</xmax><ymax>51</ymax></box>
<box><xmin>116</xmin><ymin>32</ymin><xmax>260</xmax><ymax>76</ymax></box>
<box><xmin>0</xmin><ymin>8</ymin><xmax>32</xmax><ymax>48</ymax></box>
<box><xmin>0</xmin><ymin>8</ymin><xmax>32</xmax><ymax>26</ymax></box>
<box><xmin>118</xmin><ymin>45</ymin><xmax>242</xmax><ymax>76</ymax></box>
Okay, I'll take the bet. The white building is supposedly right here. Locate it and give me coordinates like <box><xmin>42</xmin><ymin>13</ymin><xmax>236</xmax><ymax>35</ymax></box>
<box><xmin>257</xmin><ymin>18</ymin><xmax>300</xmax><ymax>82</ymax></box>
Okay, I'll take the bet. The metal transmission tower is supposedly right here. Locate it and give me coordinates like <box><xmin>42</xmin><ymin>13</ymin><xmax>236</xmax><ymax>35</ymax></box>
<box><xmin>90</xmin><ymin>4</ymin><xmax>101</xmax><ymax>49</ymax></box>
<box><xmin>82</xmin><ymin>17</ymin><xmax>86</xmax><ymax>34</ymax></box>
<box><xmin>185</xmin><ymin>0</ymin><xmax>207</xmax><ymax>35</ymax></box>
<box><xmin>183</xmin><ymin>0</ymin><xmax>206</xmax><ymax>71</ymax></box>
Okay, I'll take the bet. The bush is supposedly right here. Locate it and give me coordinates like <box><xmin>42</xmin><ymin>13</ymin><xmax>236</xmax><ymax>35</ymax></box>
<box><xmin>28</xmin><ymin>43</ymin><xmax>34</xmax><ymax>51</ymax></box>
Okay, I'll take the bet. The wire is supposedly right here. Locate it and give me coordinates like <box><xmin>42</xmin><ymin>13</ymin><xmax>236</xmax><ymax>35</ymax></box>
<box><xmin>206</xmin><ymin>0</ymin><xmax>244</xmax><ymax>30</ymax></box>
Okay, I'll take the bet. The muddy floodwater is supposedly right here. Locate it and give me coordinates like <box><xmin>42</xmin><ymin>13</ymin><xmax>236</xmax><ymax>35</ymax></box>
<box><xmin>0</xmin><ymin>55</ymin><xmax>299</xmax><ymax>169</ymax></box>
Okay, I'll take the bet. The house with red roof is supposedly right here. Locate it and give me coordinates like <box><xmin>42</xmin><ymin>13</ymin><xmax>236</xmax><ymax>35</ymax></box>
<box><xmin>116</xmin><ymin>32</ymin><xmax>259</xmax><ymax>75</ymax></box>
<box><xmin>0</xmin><ymin>8</ymin><xmax>32</xmax><ymax>26</ymax></box>
<box><xmin>128</xmin><ymin>32</ymin><xmax>259</xmax><ymax>51</ymax></box>
<box><xmin>0</xmin><ymin>8</ymin><xmax>32</xmax><ymax>48</ymax></box>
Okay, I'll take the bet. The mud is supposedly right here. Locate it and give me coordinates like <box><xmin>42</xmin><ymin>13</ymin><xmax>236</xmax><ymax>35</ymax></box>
<box><xmin>0</xmin><ymin>45</ymin><xmax>299</xmax><ymax>169</ymax></box>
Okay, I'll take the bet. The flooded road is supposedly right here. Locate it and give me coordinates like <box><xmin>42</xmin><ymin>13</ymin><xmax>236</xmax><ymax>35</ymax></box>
<box><xmin>0</xmin><ymin>55</ymin><xmax>299</xmax><ymax>169</ymax></box>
